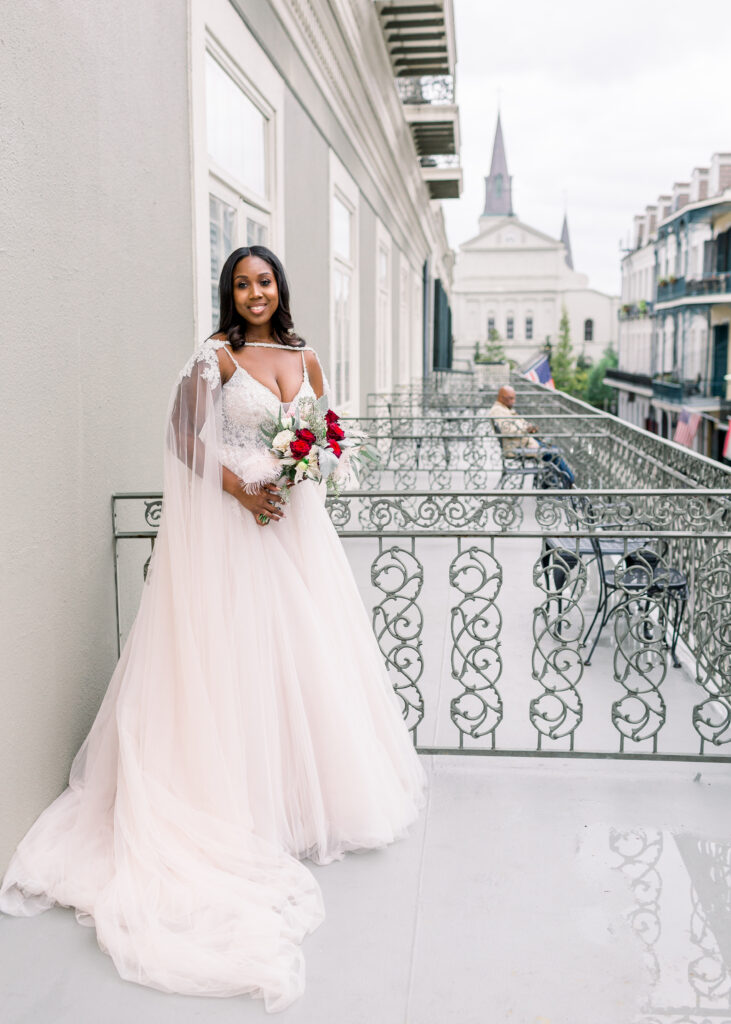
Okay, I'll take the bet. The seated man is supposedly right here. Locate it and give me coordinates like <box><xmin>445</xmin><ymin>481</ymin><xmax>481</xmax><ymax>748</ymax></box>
<box><xmin>488</xmin><ymin>385</ymin><xmax>575</xmax><ymax>487</ymax></box>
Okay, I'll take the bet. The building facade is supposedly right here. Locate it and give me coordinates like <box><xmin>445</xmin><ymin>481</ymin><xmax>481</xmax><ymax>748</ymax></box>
<box><xmin>452</xmin><ymin>115</ymin><xmax>618</xmax><ymax>368</ymax></box>
<box><xmin>610</xmin><ymin>154</ymin><xmax>731</xmax><ymax>460</ymax></box>
<box><xmin>0</xmin><ymin>0</ymin><xmax>461</xmax><ymax>865</ymax></box>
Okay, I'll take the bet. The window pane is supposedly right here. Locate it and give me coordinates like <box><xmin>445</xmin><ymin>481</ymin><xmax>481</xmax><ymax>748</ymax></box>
<box><xmin>378</xmin><ymin>247</ymin><xmax>388</xmax><ymax>287</ymax></box>
<box><xmin>246</xmin><ymin>217</ymin><xmax>267</xmax><ymax>247</ymax></box>
<box><xmin>206</xmin><ymin>53</ymin><xmax>266</xmax><ymax>197</ymax></box>
<box><xmin>334</xmin><ymin>265</ymin><xmax>351</xmax><ymax>404</ymax></box>
<box><xmin>210</xmin><ymin>194</ymin><xmax>237</xmax><ymax>331</ymax></box>
<box><xmin>333</xmin><ymin>197</ymin><xmax>351</xmax><ymax>261</ymax></box>
<box><xmin>506</xmin><ymin>317</ymin><xmax>514</xmax><ymax>340</ymax></box>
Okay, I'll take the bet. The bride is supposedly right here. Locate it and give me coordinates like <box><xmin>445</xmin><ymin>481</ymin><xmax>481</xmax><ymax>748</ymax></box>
<box><xmin>0</xmin><ymin>246</ymin><xmax>426</xmax><ymax>1012</ymax></box>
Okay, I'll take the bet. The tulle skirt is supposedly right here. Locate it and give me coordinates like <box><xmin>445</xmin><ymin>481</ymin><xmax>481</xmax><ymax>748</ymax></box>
<box><xmin>0</xmin><ymin>482</ymin><xmax>426</xmax><ymax>1011</ymax></box>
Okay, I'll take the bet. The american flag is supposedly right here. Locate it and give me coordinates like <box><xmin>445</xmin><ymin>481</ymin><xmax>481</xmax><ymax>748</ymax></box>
<box><xmin>523</xmin><ymin>355</ymin><xmax>555</xmax><ymax>388</ymax></box>
<box><xmin>673</xmin><ymin>407</ymin><xmax>701</xmax><ymax>447</ymax></box>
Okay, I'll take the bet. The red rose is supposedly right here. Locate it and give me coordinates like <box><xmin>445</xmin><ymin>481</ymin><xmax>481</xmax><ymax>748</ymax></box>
<box><xmin>290</xmin><ymin>439</ymin><xmax>311</xmax><ymax>459</ymax></box>
<box><xmin>327</xmin><ymin>422</ymin><xmax>345</xmax><ymax>442</ymax></box>
<box><xmin>296</xmin><ymin>428</ymin><xmax>316</xmax><ymax>443</ymax></box>
<box><xmin>325</xmin><ymin>410</ymin><xmax>339</xmax><ymax>425</ymax></box>
<box><xmin>329</xmin><ymin>440</ymin><xmax>342</xmax><ymax>459</ymax></box>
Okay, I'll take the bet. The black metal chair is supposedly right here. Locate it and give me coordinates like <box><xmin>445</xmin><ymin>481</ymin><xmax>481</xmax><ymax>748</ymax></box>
<box><xmin>540</xmin><ymin>495</ymin><xmax>688</xmax><ymax>667</ymax></box>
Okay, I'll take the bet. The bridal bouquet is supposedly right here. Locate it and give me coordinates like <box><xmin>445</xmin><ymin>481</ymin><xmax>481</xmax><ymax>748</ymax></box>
<box><xmin>258</xmin><ymin>395</ymin><xmax>376</xmax><ymax>498</ymax></box>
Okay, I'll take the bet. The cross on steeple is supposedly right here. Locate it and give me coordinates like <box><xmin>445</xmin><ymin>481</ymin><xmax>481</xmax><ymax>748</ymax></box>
<box><xmin>482</xmin><ymin>112</ymin><xmax>514</xmax><ymax>217</ymax></box>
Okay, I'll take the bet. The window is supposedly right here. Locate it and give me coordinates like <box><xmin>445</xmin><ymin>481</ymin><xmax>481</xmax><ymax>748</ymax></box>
<box><xmin>525</xmin><ymin>316</ymin><xmax>533</xmax><ymax>340</ymax></box>
<box><xmin>398</xmin><ymin>257</ymin><xmax>410</xmax><ymax>385</ymax></box>
<box><xmin>375</xmin><ymin>226</ymin><xmax>392</xmax><ymax>392</ymax></box>
<box><xmin>206</xmin><ymin>53</ymin><xmax>266</xmax><ymax>198</ymax></box>
<box><xmin>487</xmin><ymin>316</ymin><xmax>495</xmax><ymax>336</ymax></box>
<box><xmin>584</xmin><ymin>318</ymin><xmax>594</xmax><ymax>342</ymax></box>
<box><xmin>506</xmin><ymin>317</ymin><xmax>514</xmax><ymax>340</ymax></box>
<box><xmin>329</xmin><ymin>151</ymin><xmax>359</xmax><ymax>410</ymax></box>
<box><xmin>205</xmin><ymin>49</ymin><xmax>273</xmax><ymax>330</ymax></box>
<box><xmin>333</xmin><ymin>195</ymin><xmax>354</xmax><ymax>405</ymax></box>
<box><xmin>209</xmin><ymin>195</ymin><xmax>236</xmax><ymax>329</ymax></box>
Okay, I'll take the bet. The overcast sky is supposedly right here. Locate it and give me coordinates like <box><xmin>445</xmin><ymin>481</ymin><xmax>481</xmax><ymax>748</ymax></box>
<box><xmin>442</xmin><ymin>0</ymin><xmax>731</xmax><ymax>296</ymax></box>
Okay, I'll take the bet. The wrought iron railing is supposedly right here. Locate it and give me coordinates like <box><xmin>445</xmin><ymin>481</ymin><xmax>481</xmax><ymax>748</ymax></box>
<box><xmin>112</xmin><ymin>374</ymin><xmax>731</xmax><ymax>764</ymax></box>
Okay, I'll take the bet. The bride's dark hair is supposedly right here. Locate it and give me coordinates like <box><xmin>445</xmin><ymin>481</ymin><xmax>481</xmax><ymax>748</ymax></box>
<box><xmin>213</xmin><ymin>246</ymin><xmax>305</xmax><ymax>351</ymax></box>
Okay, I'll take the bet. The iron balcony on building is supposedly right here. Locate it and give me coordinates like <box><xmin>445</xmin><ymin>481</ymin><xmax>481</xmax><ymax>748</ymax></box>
<box><xmin>418</xmin><ymin>154</ymin><xmax>462</xmax><ymax>199</ymax></box>
<box><xmin>604</xmin><ymin>368</ymin><xmax>653</xmax><ymax>393</ymax></box>
<box><xmin>397</xmin><ymin>75</ymin><xmax>460</xmax><ymax>159</ymax></box>
<box><xmin>651</xmin><ymin>376</ymin><xmax>728</xmax><ymax>406</ymax></box>
<box><xmin>375</xmin><ymin>0</ymin><xmax>456</xmax><ymax>78</ymax></box>
<box><xmin>656</xmin><ymin>271</ymin><xmax>731</xmax><ymax>306</ymax></box>
<box><xmin>619</xmin><ymin>301</ymin><xmax>653</xmax><ymax>321</ymax></box>
<box><xmin>375</xmin><ymin>0</ymin><xmax>462</xmax><ymax>199</ymax></box>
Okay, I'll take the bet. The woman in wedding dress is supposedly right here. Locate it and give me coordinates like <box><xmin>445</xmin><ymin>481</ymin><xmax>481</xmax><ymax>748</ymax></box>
<box><xmin>0</xmin><ymin>246</ymin><xmax>426</xmax><ymax>1012</ymax></box>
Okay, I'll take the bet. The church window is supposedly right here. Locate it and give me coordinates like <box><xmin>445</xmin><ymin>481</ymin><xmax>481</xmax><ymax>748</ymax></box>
<box><xmin>506</xmin><ymin>317</ymin><xmax>514</xmax><ymax>340</ymax></box>
<box><xmin>525</xmin><ymin>317</ymin><xmax>533</xmax><ymax>340</ymax></box>
<box><xmin>495</xmin><ymin>174</ymin><xmax>503</xmax><ymax>198</ymax></box>
<box><xmin>584</xmin><ymin>319</ymin><xmax>594</xmax><ymax>342</ymax></box>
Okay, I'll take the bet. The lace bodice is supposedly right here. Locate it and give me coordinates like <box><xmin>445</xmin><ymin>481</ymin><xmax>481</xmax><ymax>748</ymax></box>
<box><xmin>217</xmin><ymin>341</ymin><xmax>319</xmax><ymax>482</ymax></box>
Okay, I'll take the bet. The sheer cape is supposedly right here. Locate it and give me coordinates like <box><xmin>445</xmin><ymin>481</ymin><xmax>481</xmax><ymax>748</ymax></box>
<box><xmin>0</xmin><ymin>342</ymin><xmax>325</xmax><ymax>1009</ymax></box>
<box><xmin>0</xmin><ymin>339</ymin><xmax>426</xmax><ymax>1011</ymax></box>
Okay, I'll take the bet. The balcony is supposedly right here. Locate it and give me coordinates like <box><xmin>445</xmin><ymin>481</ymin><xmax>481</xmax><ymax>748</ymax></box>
<box><xmin>656</xmin><ymin>271</ymin><xmax>731</xmax><ymax>305</ymax></box>
<box><xmin>398</xmin><ymin>75</ymin><xmax>459</xmax><ymax>158</ymax></box>
<box><xmin>651</xmin><ymin>375</ymin><xmax>728</xmax><ymax>405</ymax></box>
<box><xmin>8</xmin><ymin>372</ymin><xmax>731</xmax><ymax>1024</ymax></box>
<box><xmin>604</xmin><ymin>367</ymin><xmax>653</xmax><ymax>393</ymax></box>
<box><xmin>375</xmin><ymin>1</ymin><xmax>455</xmax><ymax>78</ymax></box>
<box><xmin>418</xmin><ymin>153</ymin><xmax>462</xmax><ymax>199</ymax></box>
<box><xmin>618</xmin><ymin>300</ymin><xmax>653</xmax><ymax>320</ymax></box>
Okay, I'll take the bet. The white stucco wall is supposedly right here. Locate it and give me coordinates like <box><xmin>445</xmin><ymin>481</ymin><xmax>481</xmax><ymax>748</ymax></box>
<box><xmin>0</xmin><ymin>2</ymin><xmax>195</xmax><ymax>868</ymax></box>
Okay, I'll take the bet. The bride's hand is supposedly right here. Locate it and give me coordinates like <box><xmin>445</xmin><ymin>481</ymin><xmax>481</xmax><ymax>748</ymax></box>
<box><xmin>235</xmin><ymin>482</ymin><xmax>285</xmax><ymax>524</ymax></box>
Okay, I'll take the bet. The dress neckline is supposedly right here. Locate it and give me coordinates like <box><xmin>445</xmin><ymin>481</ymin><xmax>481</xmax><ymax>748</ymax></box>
<box><xmin>223</xmin><ymin>344</ymin><xmax>310</xmax><ymax>406</ymax></box>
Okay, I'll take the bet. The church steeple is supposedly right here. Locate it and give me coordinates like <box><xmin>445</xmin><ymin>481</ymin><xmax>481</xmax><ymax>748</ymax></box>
<box><xmin>560</xmin><ymin>213</ymin><xmax>574</xmax><ymax>269</ymax></box>
<box><xmin>482</xmin><ymin>112</ymin><xmax>514</xmax><ymax>217</ymax></box>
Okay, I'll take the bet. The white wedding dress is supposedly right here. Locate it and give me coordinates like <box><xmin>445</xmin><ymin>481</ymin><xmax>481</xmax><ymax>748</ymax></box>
<box><xmin>0</xmin><ymin>339</ymin><xmax>426</xmax><ymax>1012</ymax></box>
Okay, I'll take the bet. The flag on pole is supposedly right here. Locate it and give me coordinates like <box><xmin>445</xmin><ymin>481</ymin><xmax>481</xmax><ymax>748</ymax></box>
<box><xmin>673</xmin><ymin>407</ymin><xmax>701</xmax><ymax>447</ymax></box>
<box><xmin>523</xmin><ymin>355</ymin><xmax>555</xmax><ymax>388</ymax></box>
<box><xmin>723</xmin><ymin>417</ymin><xmax>731</xmax><ymax>461</ymax></box>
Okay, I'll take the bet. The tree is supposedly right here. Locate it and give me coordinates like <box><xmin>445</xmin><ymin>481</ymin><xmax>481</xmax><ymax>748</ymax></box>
<box><xmin>585</xmin><ymin>345</ymin><xmax>618</xmax><ymax>412</ymax></box>
<box><xmin>551</xmin><ymin>306</ymin><xmax>575</xmax><ymax>393</ymax></box>
<box><xmin>475</xmin><ymin>327</ymin><xmax>506</xmax><ymax>364</ymax></box>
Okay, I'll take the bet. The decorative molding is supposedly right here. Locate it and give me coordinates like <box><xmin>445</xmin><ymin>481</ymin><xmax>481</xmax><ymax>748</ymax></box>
<box><xmin>266</xmin><ymin>0</ymin><xmax>452</xmax><ymax>283</ymax></box>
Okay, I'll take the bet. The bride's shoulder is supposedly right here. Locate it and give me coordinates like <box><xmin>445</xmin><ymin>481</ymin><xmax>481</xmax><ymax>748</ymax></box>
<box><xmin>179</xmin><ymin>335</ymin><xmax>230</xmax><ymax>384</ymax></box>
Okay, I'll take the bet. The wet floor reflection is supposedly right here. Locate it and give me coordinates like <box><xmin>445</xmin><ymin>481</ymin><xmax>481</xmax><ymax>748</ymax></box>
<box><xmin>611</xmin><ymin>827</ymin><xmax>731</xmax><ymax>1023</ymax></box>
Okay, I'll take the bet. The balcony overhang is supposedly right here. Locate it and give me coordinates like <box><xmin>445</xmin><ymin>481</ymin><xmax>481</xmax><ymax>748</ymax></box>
<box><xmin>375</xmin><ymin>0</ymin><xmax>456</xmax><ymax>78</ymax></box>
<box><xmin>420</xmin><ymin>161</ymin><xmax>462</xmax><ymax>199</ymax></box>
<box><xmin>403</xmin><ymin>101</ymin><xmax>459</xmax><ymax>156</ymax></box>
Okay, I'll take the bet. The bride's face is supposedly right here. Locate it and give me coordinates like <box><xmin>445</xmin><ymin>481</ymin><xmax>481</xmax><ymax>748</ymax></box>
<box><xmin>232</xmin><ymin>255</ymin><xmax>280</xmax><ymax>328</ymax></box>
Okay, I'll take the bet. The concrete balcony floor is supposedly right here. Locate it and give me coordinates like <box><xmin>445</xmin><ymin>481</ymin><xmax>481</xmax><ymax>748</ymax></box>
<box><xmin>3</xmin><ymin>755</ymin><xmax>731</xmax><ymax>1024</ymax></box>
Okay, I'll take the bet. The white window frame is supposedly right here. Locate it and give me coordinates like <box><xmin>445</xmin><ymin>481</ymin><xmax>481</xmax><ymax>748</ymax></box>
<box><xmin>329</xmin><ymin>150</ymin><xmax>360</xmax><ymax>413</ymax></box>
<box><xmin>398</xmin><ymin>252</ymin><xmax>411</xmax><ymax>385</ymax></box>
<box><xmin>190</xmin><ymin>1</ymin><xmax>285</xmax><ymax>338</ymax></box>
<box><xmin>375</xmin><ymin>218</ymin><xmax>393</xmax><ymax>393</ymax></box>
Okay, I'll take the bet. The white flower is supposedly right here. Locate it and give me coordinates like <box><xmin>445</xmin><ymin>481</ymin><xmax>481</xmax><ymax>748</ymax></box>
<box><xmin>272</xmin><ymin>429</ymin><xmax>296</xmax><ymax>453</ymax></box>
<box><xmin>280</xmin><ymin>415</ymin><xmax>293</xmax><ymax>430</ymax></box>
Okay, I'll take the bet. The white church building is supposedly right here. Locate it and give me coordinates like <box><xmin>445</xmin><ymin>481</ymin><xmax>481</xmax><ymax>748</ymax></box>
<box><xmin>453</xmin><ymin>115</ymin><xmax>619</xmax><ymax>368</ymax></box>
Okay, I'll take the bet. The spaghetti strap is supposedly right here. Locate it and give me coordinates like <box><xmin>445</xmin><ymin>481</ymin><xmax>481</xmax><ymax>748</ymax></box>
<box><xmin>300</xmin><ymin>348</ymin><xmax>309</xmax><ymax>382</ymax></box>
<box><xmin>222</xmin><ymin>345</ymin><xmax>239</xmax><ymax>374</ymax></box>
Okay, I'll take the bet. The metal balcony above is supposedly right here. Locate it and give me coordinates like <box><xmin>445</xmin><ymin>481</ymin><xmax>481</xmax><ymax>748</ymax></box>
<box><xmin>419</xmin><ymin>155</ymin><xmax>462</xmax><ymax>199</ymax></box>
<box><xmin>375</xmin><ymin>0</ymin><xmax>456</xmax><ymax>78</ymax></box>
